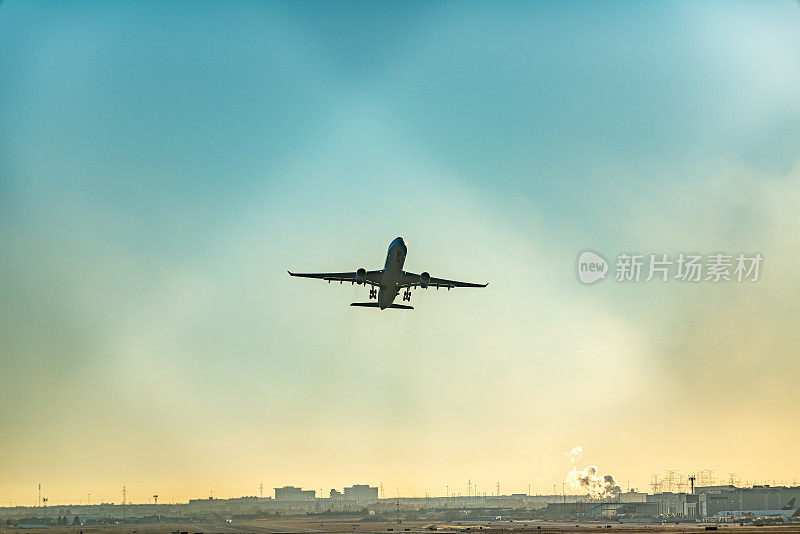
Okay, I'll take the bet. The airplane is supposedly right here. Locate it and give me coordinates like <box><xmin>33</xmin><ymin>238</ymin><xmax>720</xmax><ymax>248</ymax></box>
<box><xmin>713</xmin><ymin>497</ymin><xmax>800</xmax><ymax>522</ymax></box>
<box><xmin>288</xmin><ymin>236</ymin><xmax>487</xmax><ymax>310</ymax></box>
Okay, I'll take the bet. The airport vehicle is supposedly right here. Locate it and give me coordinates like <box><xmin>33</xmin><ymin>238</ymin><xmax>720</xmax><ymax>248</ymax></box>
<box><xmin>288</xmin><ymin>237</ymin><xmax>487</xmax><ymax>310</ymax></box>
<box><xmin>713</xmin><ymin>497</ymin><xmax>800</xmax><ymax>522</ymax></box>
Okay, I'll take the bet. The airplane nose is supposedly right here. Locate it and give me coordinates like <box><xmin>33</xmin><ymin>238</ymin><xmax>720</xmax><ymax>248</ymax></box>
<box><xmin>390</xmin><ymin>236</ymin><xmax>407</xmax><ymax>254</ymax></box>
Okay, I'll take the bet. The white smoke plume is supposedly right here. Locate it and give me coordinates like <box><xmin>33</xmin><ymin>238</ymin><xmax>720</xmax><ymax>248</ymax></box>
<box><xmin>567</xmin><ymin>465</ymin><xmax>622</xmax><ymax>499</ymax></box>
<box><xmin>566</xmin><ymin>445</ymin><xmax>583</xmax><ymax>463</ymax></box>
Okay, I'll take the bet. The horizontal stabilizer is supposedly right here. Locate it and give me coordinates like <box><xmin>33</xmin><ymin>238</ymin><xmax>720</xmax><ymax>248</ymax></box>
<box><xmin>350</xmin><ymin>302</ymin><xmax>414</xmax><ymax>310</ymax></box>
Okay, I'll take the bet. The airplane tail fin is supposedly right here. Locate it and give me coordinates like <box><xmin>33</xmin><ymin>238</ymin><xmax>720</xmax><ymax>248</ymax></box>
<box><xmin>350</xmin><ymin>302</ymin><xmax>414</xmax><ymax>310</ymax></box>
<box><xmin>782</xmin><ymin>498</ymin><xmax>796</xmax><ymax>510</ymax></box>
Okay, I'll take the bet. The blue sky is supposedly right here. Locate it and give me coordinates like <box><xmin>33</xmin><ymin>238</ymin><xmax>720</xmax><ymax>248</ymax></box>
<box><xmin>2</xmin><ymin>1</ymin><xmax>800</xmax><ymax>504</ymax></box>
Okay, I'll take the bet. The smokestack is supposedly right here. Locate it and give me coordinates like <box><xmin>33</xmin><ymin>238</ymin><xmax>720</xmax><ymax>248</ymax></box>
<box><xmin>689</xmin><ymin>476</ymin><xmax>696</xmax><ymax>494</ymax></box>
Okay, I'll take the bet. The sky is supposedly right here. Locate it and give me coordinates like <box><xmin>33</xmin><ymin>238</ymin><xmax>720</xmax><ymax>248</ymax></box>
<box><xmin>1</xmin><ymin>0</ymin><xmax>800</xmax><ymax>506</ymax></box>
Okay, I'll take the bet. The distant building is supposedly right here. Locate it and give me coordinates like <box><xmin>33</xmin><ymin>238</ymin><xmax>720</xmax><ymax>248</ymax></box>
<box><xmin>330</xmin><ymin>489</ymin><xmax>343</xmax><ymax>500</ymax></box>
<box><xmin>542</xmin><ymin>501</ymin><xmax>657</xmax><ymax>520</ymax></box>
<box><xmin>274</xmin><ymin>486</ymin><xmax>315</xmax><ymax>501</ymax></box>
<box><xmin>695</xmin><ymin>485</ymin><xmax>800</xmax><ymax>518</ymax></box>
<box><xmin>344</xmin><ymin>484</ymin><xmax>378</xmax><ymax>505</ymax></box>
<box><xmin>646</xmin><ymin>492</ymin><xmax>699</xmax><ymax>517</ymax></box>
<box><xmin>619</xmin><ymin>490</ymin><xmax>647</xmax><ymax>503</ymax></box>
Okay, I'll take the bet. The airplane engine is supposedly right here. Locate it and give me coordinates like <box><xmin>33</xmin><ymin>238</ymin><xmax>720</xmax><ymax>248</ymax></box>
<box><xmin>420</xmin><ymin>271</ymin><xmax>431</xmax><ymax>288</ymax></box>
<box><xmin>355</xmin><ymin>267</ymin><xmax>367</xmax><ymax>285</ymax></box>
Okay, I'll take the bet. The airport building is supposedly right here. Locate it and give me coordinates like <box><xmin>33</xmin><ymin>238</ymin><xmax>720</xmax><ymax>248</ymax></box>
<box><xmin>695</xmin><ymin>485</ymin><xmax>800</xmax><ymax>517</ymax></box>
<box><xmin>538</xmin><ymin>486</ymin><xmax>800</xmax><ymax>521</ymax></box>
<box><xmin>639</xmin><ymin>486</ymin><xmax>800</xmax><ymax>519</ymax></box>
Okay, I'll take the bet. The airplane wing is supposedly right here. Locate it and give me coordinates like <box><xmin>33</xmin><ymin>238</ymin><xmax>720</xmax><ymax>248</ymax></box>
<box><xmin>288</xmin><ymin>270</ymin><xmax>382</xmax><ymax>287</ymax></box>
<box><xmin>400</xmin><ymin>271</ymin><xmax>488</xmax><ymax>289</ymax></box>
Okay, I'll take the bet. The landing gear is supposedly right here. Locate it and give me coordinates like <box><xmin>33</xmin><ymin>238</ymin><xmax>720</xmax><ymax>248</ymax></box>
<box><xmin>369</xmin><ymin>288</ymin><xmax>377</xmax><ymax>300</ymax></box>
<box><xmin>402</xmin><ymin>289</ymin><xmax>412</xmax><ymax>302</ymax></box>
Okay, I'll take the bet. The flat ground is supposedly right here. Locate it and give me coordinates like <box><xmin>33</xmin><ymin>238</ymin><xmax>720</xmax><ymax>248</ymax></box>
<box><xmin>3</xmin><ymin>517</ymin><xmax>800</xmax><ymax>534</ymax></box>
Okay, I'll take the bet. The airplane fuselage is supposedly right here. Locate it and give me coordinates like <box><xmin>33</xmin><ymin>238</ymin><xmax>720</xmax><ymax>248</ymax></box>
<box><xmin>378</xmin><ymin>237</ymin><xmax>407</xmax><ymax>309</ymax></box>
